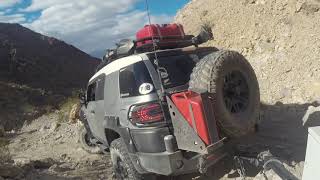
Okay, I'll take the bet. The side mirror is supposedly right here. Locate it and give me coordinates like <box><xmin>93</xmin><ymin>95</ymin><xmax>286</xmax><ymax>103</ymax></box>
<box><xmin>193</xmin><ymin>25</ymin><xmax>214</xmax><ymax>45</ymax></box>
<box><xmin>79</xmin><ymin>93</ymin><xmax>87</xmax><ymax>106</ymax></box>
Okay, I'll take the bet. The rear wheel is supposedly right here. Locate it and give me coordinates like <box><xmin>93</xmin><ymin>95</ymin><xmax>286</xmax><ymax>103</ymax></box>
<box><xmin>189</xmin><ymin>50</ymin><xmax>260</xmax><ymax>138</ymax></box>
<box><xmin>110</xmin><ymin>138</ymin><xmax>142</xmax><ymax>180</ymax></box>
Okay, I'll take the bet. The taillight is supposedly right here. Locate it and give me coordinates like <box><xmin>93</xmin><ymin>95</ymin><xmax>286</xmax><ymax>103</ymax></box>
<box><xmin>130</xmin><ymin>103</ymin><xmax>164</xmax><ymax>124</ymax></box>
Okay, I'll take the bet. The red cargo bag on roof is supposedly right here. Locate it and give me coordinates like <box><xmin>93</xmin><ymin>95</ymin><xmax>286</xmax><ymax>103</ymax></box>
<box><xmin>136</xmin><ymin>24</ymin><xmax>187</xmax><ymax>51</ymax></box>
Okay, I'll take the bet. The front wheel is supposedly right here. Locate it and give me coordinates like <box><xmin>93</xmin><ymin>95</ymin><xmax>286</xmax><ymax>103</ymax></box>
<box><xmin>110</xmin><ymin>138</ymin><xmax>142</xmax><ymax>180</ymax></box>
<box><xmin>78</xmin><ymin>125</ymin><xmax>102</xmax><ymax>154</ymax></box>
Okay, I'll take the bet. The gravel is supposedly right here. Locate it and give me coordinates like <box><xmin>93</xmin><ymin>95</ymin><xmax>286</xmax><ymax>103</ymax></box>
<box><xmin>175</xmin><ymin>0</ymin><xmax>320</xmax><ymax>179</ymax></box>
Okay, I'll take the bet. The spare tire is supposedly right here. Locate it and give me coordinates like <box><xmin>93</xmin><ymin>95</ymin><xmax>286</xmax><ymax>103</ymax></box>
<box><xmin>189</xmin><ymin>50</ymin><xmax>260</xmax><ymax>138</ymax></box>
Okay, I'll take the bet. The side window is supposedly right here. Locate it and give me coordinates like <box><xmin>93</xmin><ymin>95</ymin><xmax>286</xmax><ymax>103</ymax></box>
<box><xmin>119</xmin><ymin>61</ymin><xmax>154</xmax><ymax>98</ymax></box>
<box><xmin>95</xmin><ymin>77</ymin><xmax>105</xmax><ymax>101</ymax></box>
<box><xmin>87</xmin><ymin>82</ymin><xmax>96</xmax><ymax>102</ymax></box>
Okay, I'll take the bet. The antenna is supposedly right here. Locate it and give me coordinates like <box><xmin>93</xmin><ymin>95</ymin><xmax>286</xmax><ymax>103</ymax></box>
<box><xmin>145</xmin><ymin>0</ymin><xmax>165</xmax><ymax>97</ymax></box>
<box><xmin>145</xmin><ymin>0</ymin><xmax>157</xmax><ymax>53</ymax></box>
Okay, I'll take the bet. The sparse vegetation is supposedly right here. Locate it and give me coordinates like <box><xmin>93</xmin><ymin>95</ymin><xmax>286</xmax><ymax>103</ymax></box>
<box><xmin>0</xmin><ymin>138</ymin><xmax>11</xmax><ymax>164</ymax></box>
<box><xmin>57</xmin><ymin>96</ymin><xmax>80</xmax><ymax>123</ymax></box>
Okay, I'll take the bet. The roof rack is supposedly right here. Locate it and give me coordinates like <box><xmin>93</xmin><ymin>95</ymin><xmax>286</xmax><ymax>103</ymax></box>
<box><xmin>96</xmin><ymin>25</ymin><xmax>213</xmax><ymax>72</ymax></box>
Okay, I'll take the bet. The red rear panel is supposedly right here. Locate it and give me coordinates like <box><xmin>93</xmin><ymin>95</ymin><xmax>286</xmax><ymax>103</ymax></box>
<box><xmin>171</xmin><ymin>91</ymin><xmax>210</xmax><ymax>145</ymax></box>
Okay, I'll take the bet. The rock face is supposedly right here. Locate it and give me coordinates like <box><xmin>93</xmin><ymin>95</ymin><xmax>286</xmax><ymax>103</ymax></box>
<box><xmin>175</xmin><ymin>0</ymin><xmax>320</xmax><ymax>179</ymax></box>
<box><xmin>0</xmin><ymin>23</ymin><xmax>99</xmax><ymax>94</ymax></box>
<box><xmin>175</xmin><ymin>0</ymin><xmax>320</xmax><ymax>105</ymax></box>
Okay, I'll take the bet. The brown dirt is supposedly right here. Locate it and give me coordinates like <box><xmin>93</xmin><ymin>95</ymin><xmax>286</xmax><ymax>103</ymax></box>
<box><xmin>4</xmin><ymin>113</ymin><xmax>113</xmax><ymax>180</ymax></box>
<box><xmin>175</xmin><ymin>0</ymin><xmax>320</xmax><ymax>179</ymax></box>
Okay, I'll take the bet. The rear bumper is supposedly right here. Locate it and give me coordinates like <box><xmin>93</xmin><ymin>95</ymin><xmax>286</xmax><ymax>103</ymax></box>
<box><xmin>129</xmin><ymin>126</ymin><xmax>227</xmax><ymax>175</ymax></box>
<box><xmin>130</xmin><ymin>127</ymin><xmax>170</xmax><ymax>153</ymax></box>
<box><xmin>133</xmin><ymin>146</ymin><xmax>227</xmax><ymax>176</ymax></box>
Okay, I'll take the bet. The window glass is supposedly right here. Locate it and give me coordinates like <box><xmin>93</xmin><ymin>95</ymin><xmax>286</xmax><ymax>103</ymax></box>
<box><xmin>95</xmin><ymin>77</ymin><xmax>105</xmax><ymax>100</ymax></box>
<box><xmin>87</xmin><ymin>82</ymin><xmax>96</xmax><ymax>101</ymax></box>
<box><xmin>119</xmin><ymin>61</ymin><xmax>154</xmax><ymax>98</ymax></box>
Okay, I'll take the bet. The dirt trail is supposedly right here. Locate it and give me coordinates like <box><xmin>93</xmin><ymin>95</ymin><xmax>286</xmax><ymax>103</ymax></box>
<box><xmin>3</xmin><ymin>113</ymin><xmax>113</xmax><ymax>180</ymax></box>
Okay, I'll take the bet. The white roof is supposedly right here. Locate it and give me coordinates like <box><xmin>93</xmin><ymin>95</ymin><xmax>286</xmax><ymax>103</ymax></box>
<box><xmin>309</xmin><ymin>126</ymin><xmax>320</xmax><ymax>143</ymax></box>
<box><xmin>89</xmin><ymin>54</ymin><xmax>144</xmax><ymax>83</ymax></box>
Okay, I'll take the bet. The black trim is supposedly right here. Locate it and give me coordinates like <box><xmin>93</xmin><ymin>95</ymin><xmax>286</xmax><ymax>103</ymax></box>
<box><xmin>104</xmin><ymin>116</ymin><xmax>136</xmax><ymax>153</ymax></box>
<box><xmin>130</xmin><ymin>127</ymin><xmax>170</xmax><ymax>153</ymax></box>
<box><xmin>146</xmin><ymin>47</ymin><xmax>218</xmax><ymax>60</ymax></box>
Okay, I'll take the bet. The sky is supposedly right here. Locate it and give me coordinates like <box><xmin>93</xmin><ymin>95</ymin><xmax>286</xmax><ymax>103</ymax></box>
<box><xmin>0</xmin><ymin>0</ymin><xmax>190</xmax><ymax>58</ymax></box>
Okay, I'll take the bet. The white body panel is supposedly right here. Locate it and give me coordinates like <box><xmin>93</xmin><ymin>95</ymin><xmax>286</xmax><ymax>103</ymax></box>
<box><xmin>89</xmin><ymin>54</ymin><xmax>144</xmax><ymax>83</ymax></box>
<box><xmin>302</xmin><ymin>126</ymin><xmax>320</xmax><ymax>180</ymax></box>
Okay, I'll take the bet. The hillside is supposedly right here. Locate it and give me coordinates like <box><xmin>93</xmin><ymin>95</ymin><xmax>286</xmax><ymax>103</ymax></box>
<box><xmin>0</xmin><ymin>23</ymin><xmax>99</xmax><ymax>94</ymax></box>
<box><xmin>175</xmin><ymin>0</ymin><xmax>320</xmax><ymax>105</ymax></box>
<box><xmin>0</xmin><ymin>23</ymin><xmax>99</xmax><ymax>130</ymax></box>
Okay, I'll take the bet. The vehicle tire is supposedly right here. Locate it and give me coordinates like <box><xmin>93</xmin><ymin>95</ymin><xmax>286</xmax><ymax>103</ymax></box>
<box><xmin>79</xmin><ymin>125</ymin><xmax>102</xmax><ymax>154</ymax></box>
<box><xmin>189</xmin><ymin>50</ymin><xmax>260</xmax><ymax>138</ymax></box>
<box><xmin>110</xmin><ymin>138</ymin><xmax>142</xmax><ymax>180</ymax></box>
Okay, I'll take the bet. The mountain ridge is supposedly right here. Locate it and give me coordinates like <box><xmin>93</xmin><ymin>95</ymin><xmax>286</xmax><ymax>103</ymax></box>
<box><xmin>0</xmin><ymin>22</ymin><xmax>100</xmax><ymax>94</ymax></box>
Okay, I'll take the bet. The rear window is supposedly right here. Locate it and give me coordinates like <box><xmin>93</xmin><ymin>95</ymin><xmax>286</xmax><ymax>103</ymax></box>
<box><xmin>155</xmin><ymin>54</ymin><xmax>199</xmax><ymax>89</ymax></box>
<box><xmin>119</xmin><ymin>61</ymin><xmax>154</xmax><ymax>98</ymax></box>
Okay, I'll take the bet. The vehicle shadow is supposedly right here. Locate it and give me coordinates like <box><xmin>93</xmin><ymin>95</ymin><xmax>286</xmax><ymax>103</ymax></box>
<box><xmin>165</xmin><ymin>101</ymin><xmax>320</xmax><ymax>180</ymax></box>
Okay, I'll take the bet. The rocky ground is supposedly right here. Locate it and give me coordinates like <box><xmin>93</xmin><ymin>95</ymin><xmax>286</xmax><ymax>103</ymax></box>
<box><xmin>1</xmin><ymin>0</ymin><xmax>320</xmax><ymax>179</ymax></box>
<box><xmin>0</xmin><ymin>110</ymin><xmax>307</xmax><ymax>180</ymax></box>
<box><xmin>0</xmin><ymin>112</ymin><xmax>113</xmax><ymax>180</ymax></box>
<box><xmin>174</xmin><ymin>0</ymin><xmax>320</xmax><ymax>179</ymax></box>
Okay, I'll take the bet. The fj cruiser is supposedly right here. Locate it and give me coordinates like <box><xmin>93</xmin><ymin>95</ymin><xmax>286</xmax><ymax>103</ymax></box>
<box><xmin>78</xmin><ymin>24</ymin><xmax>260</xmax><ymax>179</ymax></box>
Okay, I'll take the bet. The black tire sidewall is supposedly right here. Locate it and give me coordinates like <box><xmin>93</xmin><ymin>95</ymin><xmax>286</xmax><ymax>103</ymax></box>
<box><xmin>79</xmin><ymin>125</ymin><xmax>102</xmax><ymax>154</ymax></box>
<box><xmin>110</xmin><ymin>138</ymin><xmax>142</xmax><ymax>180</ymax></box>
<box><xmin>189</xmin><ymin>50</ymin><xmax>260</xmax><ymax>138</ymax></box>
<box><xmin>212</xmin><ymin>52</ymin><xmax>260</xmax><ymax>135</ymax></box>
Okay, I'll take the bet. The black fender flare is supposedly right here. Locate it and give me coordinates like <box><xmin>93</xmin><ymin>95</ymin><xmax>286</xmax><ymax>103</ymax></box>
<box><xmin>103</xmin><ymin>116</ymin><xmax>136</xmax><ymax>153</ymax></box>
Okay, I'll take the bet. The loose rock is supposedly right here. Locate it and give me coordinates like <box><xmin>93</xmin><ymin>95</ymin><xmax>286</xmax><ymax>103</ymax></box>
<box><xmin>50</xmin><ymin>122</ymin><xmax>60</xmax><ymax>132</ymax></box>
<box><xmin>69</xmin><ymin>103</ymin><xmax>81</xmax><ymax>124</ymax></box>
<box><xmin>32</xmin><ymin>158</ymin><xmax>55</xmax><ymax>169</ymax></box>
<box><xmin>0</xmin><ymin>164</ymin><xmax>23</xmax><ymax>178</ymax></box>
<box><xmin>0</xmin><ymin>125</ymin><xmax>4</xmax><ymax>137</ymax></box>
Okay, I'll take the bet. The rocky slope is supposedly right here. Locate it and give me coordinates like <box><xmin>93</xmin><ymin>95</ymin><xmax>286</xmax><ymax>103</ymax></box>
<box><xmin>175</xmin><ymin>0</ymin><xmax>320</xmax><ymax>105</ymax></box>
<box><xmin>175</xmin><ymin>0</ymin><xmax>320</xmax><ymax>179</ymax></box>
<box><xmin>0</xmin><ymin>23</ymin><xmax>100</xmax><ymax>131</ymax></box>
